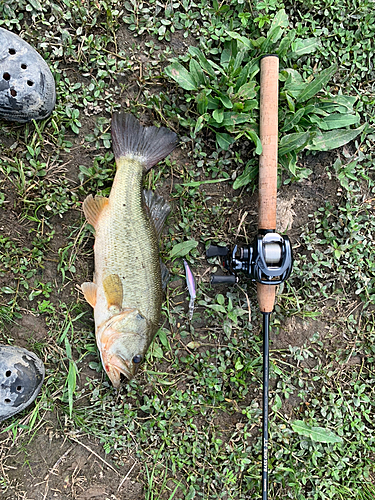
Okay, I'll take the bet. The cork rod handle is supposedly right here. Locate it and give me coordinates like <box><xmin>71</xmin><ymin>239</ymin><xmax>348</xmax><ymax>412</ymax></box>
<box><xmin>257</xmin><ymin>55</ymin><xmax>279</xmax><ymax>313</ymax></box>
<box><xmin>258</xmin><ymin>55</ymin><xmax>279</xmax><ymax>231</ymax></box>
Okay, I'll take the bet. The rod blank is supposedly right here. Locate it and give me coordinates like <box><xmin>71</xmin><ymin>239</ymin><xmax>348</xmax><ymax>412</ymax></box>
<box><xmin>262</xmin><ymin>312</ymin><xmax>270</xmax><ymax>500</ymax></box>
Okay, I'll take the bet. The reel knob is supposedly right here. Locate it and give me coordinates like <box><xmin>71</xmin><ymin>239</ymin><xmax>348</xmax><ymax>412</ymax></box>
<box><xmin>206</xmin><ymin>245</ymin><xmax>229</xmax><ymax>258</ymax></box>
<box><xmin>210</xmin><ymin>275</ymin><xmax>237</xmax><ymax>285</ymax></box>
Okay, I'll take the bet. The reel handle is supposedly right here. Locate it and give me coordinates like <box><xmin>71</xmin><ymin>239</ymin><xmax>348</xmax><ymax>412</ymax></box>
<box><xmin>257</xmin><ymin>55</ymin><xmax>279</xmax><ymax>313</ymax></box>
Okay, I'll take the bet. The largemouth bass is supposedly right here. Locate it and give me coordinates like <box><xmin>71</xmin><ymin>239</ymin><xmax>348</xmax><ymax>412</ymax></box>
<box><xmin>81</xmin><ymin>113</ymin><xmax>177</xmax><ymax>388</ymax></box>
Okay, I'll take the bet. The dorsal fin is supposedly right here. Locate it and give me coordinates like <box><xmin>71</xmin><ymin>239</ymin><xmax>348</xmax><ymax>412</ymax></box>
<box><xmin>82</xmin><ymin>195</ymin><xmax>109</xmax><ymax>229</ymax></box>
<box><xmin>143</xmin><ymin>190</ymin><xmax>171</xmax><ymax>240</ymax></box>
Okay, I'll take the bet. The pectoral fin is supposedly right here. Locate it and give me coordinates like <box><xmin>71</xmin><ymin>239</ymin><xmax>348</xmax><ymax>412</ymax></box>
<box><xmin>103</xmin><ymin>274</ymin><xmax>123</xmax><ymax>312</ymax></box>
<box><xmin>81</xmin><ymin>282</ymin><xmax>97</xmax><ymax>308</ymax></box>
<box><xmin>83</xmin><ymin>195</ymin><xmax>109</xmax><ymax>229</ymax></box>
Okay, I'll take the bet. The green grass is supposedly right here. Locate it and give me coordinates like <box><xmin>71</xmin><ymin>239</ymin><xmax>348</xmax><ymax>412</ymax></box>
<box><xmin>0</xmin><ymin>0</ymin><xmax>375</xmax><ymax>499</ymax></box>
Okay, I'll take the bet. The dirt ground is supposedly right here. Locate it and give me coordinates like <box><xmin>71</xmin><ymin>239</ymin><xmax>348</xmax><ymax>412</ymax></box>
<box><xmin>0</xmin><ymin>21</ymin><xmax>351</xmax><ymax>500</ymax></box>
<box><xmin>0</xmin><ymin>141</ymin><xmax>343</xmax><ymax>500</ymax></box>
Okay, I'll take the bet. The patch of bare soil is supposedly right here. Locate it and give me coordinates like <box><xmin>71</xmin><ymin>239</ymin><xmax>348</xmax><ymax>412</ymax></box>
<box><xmin>1</xmin><ymin>414</ymin><xmax>141</xmax><ymax>500</ymax></box>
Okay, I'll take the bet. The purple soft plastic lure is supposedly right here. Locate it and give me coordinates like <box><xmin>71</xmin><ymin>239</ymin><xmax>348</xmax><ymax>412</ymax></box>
<box><xmin>183</xmin><ymin>260</ymin><xmax>196</xmax><ymax>320</ymax></box>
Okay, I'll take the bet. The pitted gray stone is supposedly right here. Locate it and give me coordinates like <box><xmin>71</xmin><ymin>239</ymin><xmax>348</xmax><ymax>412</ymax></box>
<box><xmin>0</xmin><ymin>345</ymin><xmax>45</xmax><ymax>421</ymax></box>
<box><xmin>0</xmin><ymin>28</ymin><xmax>56</xmax><ymax>122</ymax></box>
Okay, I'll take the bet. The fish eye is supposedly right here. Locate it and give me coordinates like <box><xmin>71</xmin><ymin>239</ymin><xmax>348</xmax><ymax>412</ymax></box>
<box><xmin>133</xmin><ymin>354</ymin><xmax>142</xmax><ymax>364</ymax></box>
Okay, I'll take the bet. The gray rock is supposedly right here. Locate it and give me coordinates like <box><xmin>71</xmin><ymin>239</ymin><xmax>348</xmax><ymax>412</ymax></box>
<box><xmin>0</xmin><ymin>28</ymin><xmax>56</xmax><ymax>122</ymax></box>
<box><xmin>0</xmin><ymin>344</ymin><xmax>45</xmax><ymax>422</ymax></box>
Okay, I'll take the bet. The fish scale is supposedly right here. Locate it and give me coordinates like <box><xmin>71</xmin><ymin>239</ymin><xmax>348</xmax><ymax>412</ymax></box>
<box><xmin>95</xmin><ymin>158</ymin><xmax>162</xmax><ymax>326</ymax></box>
<box><xmin>81</xmin><ymin>112</ymin><xmax>177</xmax><ymax>387</ymax></box>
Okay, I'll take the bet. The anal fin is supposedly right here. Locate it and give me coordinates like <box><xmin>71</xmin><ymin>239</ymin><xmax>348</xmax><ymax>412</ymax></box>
<box><xmin>83</xmin><ymin>195</ymin><xmax>109</xmax><ymax>229</ymax></box>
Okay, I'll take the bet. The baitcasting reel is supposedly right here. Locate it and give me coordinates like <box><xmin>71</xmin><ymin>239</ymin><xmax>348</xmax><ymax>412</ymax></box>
<box><xmin>207</xmin><ymin>231</ymin><xmax>293</xmax><ymax>286</ymax></box>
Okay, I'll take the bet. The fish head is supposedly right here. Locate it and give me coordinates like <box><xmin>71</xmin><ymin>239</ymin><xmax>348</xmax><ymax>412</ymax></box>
<box><xmin>96</xmin><ymin>308</ymin><xmax>153</xmax><ymax>388</ymax></box>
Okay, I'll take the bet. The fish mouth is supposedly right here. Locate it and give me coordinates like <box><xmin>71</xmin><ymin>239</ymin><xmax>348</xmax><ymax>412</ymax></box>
<box><xmin>103</xmin><ymin>353</ymin><xmax>136</xmax><ymax>388</ymax></box>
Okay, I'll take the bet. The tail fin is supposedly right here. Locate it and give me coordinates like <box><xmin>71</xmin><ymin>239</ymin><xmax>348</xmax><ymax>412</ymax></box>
<box><xmin>111</xmin><ymin>112</ymin><xmax>178</xmax><ymax>171</ymax></box>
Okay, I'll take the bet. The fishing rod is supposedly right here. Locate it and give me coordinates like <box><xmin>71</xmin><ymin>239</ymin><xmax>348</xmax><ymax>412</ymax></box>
<box><xmin>207</xmin><ymin>55</ymin><xmax>293</xmax><ymax>499</ymax></box>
